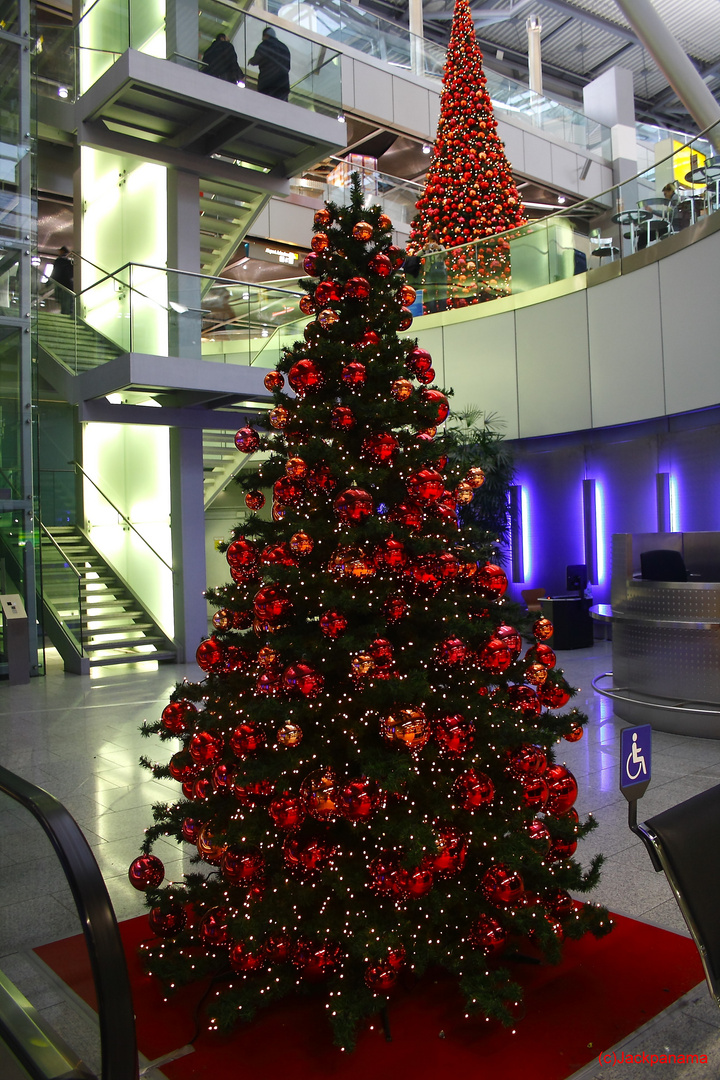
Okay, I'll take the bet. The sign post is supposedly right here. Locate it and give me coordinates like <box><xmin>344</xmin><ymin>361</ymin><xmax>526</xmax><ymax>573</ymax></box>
<box><xmin>620</xmin><ymin>724</ymin><xmax>652</xmax><ymax>833</ymax></box>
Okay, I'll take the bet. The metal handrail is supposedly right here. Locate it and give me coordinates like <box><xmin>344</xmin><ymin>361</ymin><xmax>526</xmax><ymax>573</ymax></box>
<box><xmin>72</xmin><ymin>462</ymin><xmax>174</xmax><ymax>573</ymax></box>
<box><xmin>0</xmin><ymin>764</ymin><xmax>139</xmax><ymax>1080</ymax></box>
<box><xmin>38</xmin><ymin>522</ymin><xmax>87</xmax><ymax>657</ymax></box>
<box><xmin>592</xmin><ymin>672</ymin><xmax>720</xmax><ymax>717</ymax></box>
<box><xmin>39</xmin><ymin>522</ymin><xmax>83</xmax><ymax>579</ymax></box>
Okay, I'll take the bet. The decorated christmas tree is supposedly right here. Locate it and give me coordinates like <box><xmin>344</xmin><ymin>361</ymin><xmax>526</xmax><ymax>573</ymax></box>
<box><xmin>129</xmin><ymin>176</ymin><xmax>609</xmax><ymax>1050</ymax></box>
<box><xmin>410</xmin><ymin>0</ymin><xmax>527</xmax><ymax>306</ymax></box>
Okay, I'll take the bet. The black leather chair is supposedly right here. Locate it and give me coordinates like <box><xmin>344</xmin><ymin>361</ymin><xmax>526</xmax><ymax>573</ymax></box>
<box><xmin>636</xmin><ymin>784</ymin><xmax>720</xmax><ymax>1007</ymax></box>
<box><xmin>640</xmin><ymin>549</ymin><xmax>688</xmax><ymax>582</ymax></box>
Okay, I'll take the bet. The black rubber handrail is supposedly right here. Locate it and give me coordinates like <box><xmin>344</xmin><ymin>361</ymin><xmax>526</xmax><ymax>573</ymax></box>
<box><xmin>0</xmin><ymin>764</ymin><xmax>139</xmax><ymax>1080</ymax></box>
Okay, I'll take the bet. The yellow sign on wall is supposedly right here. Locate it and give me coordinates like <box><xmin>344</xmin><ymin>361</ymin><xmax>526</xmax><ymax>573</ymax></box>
<box><xmin>673</xmin><ymin>141</ymin><xmax>706</xmax><ymax>190</ymax></box>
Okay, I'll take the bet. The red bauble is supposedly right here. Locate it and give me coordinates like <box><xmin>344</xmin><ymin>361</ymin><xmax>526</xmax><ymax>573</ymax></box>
<box><xmin>319</xmin><ymin>610</ymin><xmax>348</xmax><ymax>638</ymax></box>
<box><xmin>128</xmin><ymin>854</ymin><xmax>164</xmax><ymax>890</ymax></box>
<box><xmin>230</xmin><ymin>722</ymin><xmax>266</xmax><ymax>757</ymax></box>
<box><xmin>306</xmin><ymin>463</ymin><xmax>336</xmax><ymax>493</ymax></box>
<box><xmin>384</xmin><ymin>595</ymin><xmax>409</xmax><ymax>622</ymax></box>
<box><xmin>226</xmin><ymin>538</ymin><xmax>257</xmax><ymax>568</ymax></box>
<box><xmin>391</xmin><ymin>377</ymin><xmax>413</xmax><ymax>401</ymax></box>
<box><xmin>519</xmin><ymin>776</ymin><xmax>550</xmax><ymax>810</ymax></box>
<box><xmin>481</xmin><ymin>864</ymin><xmax>525</xmax><ymax>905</ymax></box>
<box><xmin>406</xmin><ymin>347</ymin><xmax>433</xmax><ymax>377</ymax></box>
<box><xmin>314</xmin><ymin>208</ymin><xmax>331</xmax><ymax>226</ymax></box>
<box><xmin>563</xmin><ymin>724</ymin><xmax>584</xmax><ymax>743</ymax></box>
<box><xmin>406</xmin><ymin>866</ymin><xmax>434</xmax><ymax>897</ymax></box>
<box><xmin>197</xmin><ymin>824</ymin><xmax>227</xmax><ymax>866</ymax></box>
<box><xmin>368</xmin><ymin>637</ymin><xmax>393</xmax><ymax>668</ymax></box>
<box><xmin>468</xmin><ymin>913</ymin><xmax>506</xmax><ymax>955</ymax></box>
<box><xmin>235</xmin><ymin>427</ymin><xmax>260</xmax><ymax>453</ymax></box>
<box><xmin>388</xmin><ymin>501</ymin><xmax>423</xmax><ymax>531</ymax></box>
<box><xmin>168</xmin><ymin>751</ymin><xmax>198</xmax><ymax>783</ymax></box>
<box><xmin>420</xmin><ymin>388</ymin><xmax>450</xmax><ymax>423</ymax></box>
<box><xmin>161</xmin><ymin>700</ymin><xmax>196</xmax><ymax>734</ymax></box>
<box><xmin>245</xmin><ymin>490</ymin><xmax>265</xmax><ymax>511</ymax></box>
<box><xmin>357</xmin><ymin>330</ymin><xmax>380</xmax><ymax>349</ymax></box>
<box><xmin>269</xmin><ymin>406</ymin><xmax>290</xmax><ymax>429</ymax></box>
<box><xmin>211</xmin><ymin>762</ymin><xmax>236</xmax><ymax>794</ymax></box>
<box><xmin>315</xmin><ymin>280</ymin><xmax>342</xmax><ymax>305</ymax></box>
<box><xmin>264</xmin><ymin>934</ymin><xmax>293</xmax><ymax>964</ymax></box>
<box><xmin>527</xmin><ymin>819</ymin><xmax>551</xmax><ymax>851</ymax></box>
<box><xmin>229</xmin><ymin>941</ymin><xmax>265</xmax><ymax>973</ymax></box>
<box><xmin>234</xmin><ymin>779</ymin><xmax>274</xmax><ymax>806</ymax></box>
<box><xmin>374</xmin><ymin>537</ymin><xmax>407</xmax><ymax>569</ymax></box>
<box><xmin>495</xmin><ymin>624</ymin><xmax>522</xmax><ymax>659</ymax></box>
<box><xmin>454</xmin><ymin>768</ymin><xmax>495</xmax><ymax>808</ymax></box>
<box><xmin>368</xmin><ymin>253</ymin><xmax>392</xmax><ymax>276</ymax></box>
<box><xmin>430</xmin><ymin>826</ymin><xmax>468</xmax><ymax>876</ymax></box>
<box><xmin>533</xmin><ymin>643</ymin><xmax>557</xmax><ymax>668</ymax></box>
<box><xmin>548</xmin><ymin>836</ymin><xmax>578</xmax><ymax>860</ymax></box>
<box><xmin>435</xmin><ymin>714</ymin><xmax>475</xmax><ymax>756</ymax></box>
<box><xmin>283</xmin><ymin>833</ymin><xmax>335</xmax><ymax>873</ymax></box>
<box><xmin>362</xmin><ymin>432</ymin><xmax>398</xmax><ymax>463</ymax></box>
<box><xmin>477</xmin><ymin>637</ymin><xmax>513</xmax><ymax>674</ymax></box>
<box><xmin>415</xmin><ymin>365</ymin><xmax>435</xmax><ymax>384</ymax></box>
<box><xmin>221</xmin><ymin>845</ymin><xmax>264</xmax><ymax>885</ymax></box>
<box><xmin>406</xmin><ymin>468</ymin><xmax>445</xmax><ymax>503</ymax></box>
<box><xmin>397</xmin><ymin>308</ymin><xmax>413</xmax><ymax>330</ymax></box>
<box><xmin>254</xmin><ymin>585</ymin><xmax>292</xmax><ymax>623</ymax></box>
<box><xmin>188</xmin><ymin>731</ymin><xmax>224</xmax><ymax>765</ymax></box>
<box><xmin>508</xmin><ymin>685</ymin><xmax>542</xmax><ymax>718</ymax></box>
<box><xmin>538</xmin><ymin>683</ymin><xmax>571</xmax><ymax>709</ymax></box>
<box><xmin>435</xmin><ymin>637</ymin><xmax>468</xmax><ymax>666</ymax></box>
<box><xmin>508</xmin><ymin>743</ymin><xmax>548</xmax><ymax>776</ymax></box>
<box><xmin>283</xmin><ymin>662</ymin><xmax>324</xmax><ymax>697</ymax></box>
<box><xmin>533</xmin><ymin>617</ymin><xmax>554</xmax><ymax>641</ymax></box>
<box><xmin>398</xmin><ymin>283</ymin><xmax>416</xmax><ymax>305</ymax></box>
<box><xmin>181</xmin><ymin>817</ymin><xmax>200</xmax><ymax>843</ymax></box>
<box><xmin>342</xmin><ymin>361</ymin><xmax>366</xmax><ymax>385</ymax></box>
<box><xmin>330</xmin><ymin>406</ymin><xmax>356</xmax><ymax>430</ymax></box>
<box><xmin>293</xmin><ymin>941</ymin><xmax>342</xmax><ymax>980</ymax></box>
<box><xmin>545</xmin><ymin>766</ymin><xmax>578</xmax><ymax>815</ymax></box>
<box><xmin>300</xmin><ymin>768</ymin><xmax>339</xmax><ymax>820</ymax></box>
<box><xmin>268</xmin><ymin>793</ymin><xmax>306</xmax><ymax>829</ymax></box>
<box><xmin>303</xmin><ymin>252</ymin><xmax>319</xmax><ymax>275</ymax></box>
<box><xmin>353</xmin><ymin>221</ymin><xmax>373</xmax><ymax>241</ymax></box>
<box><xmin>475</xmin><ymin>562</ymin><xmax>508</xmax><ymax>597</ymax></box>
<box><xmin>272</xmin><ymin>478</ymin><xmax>304</xmax><ymax>507</ymax></box>
<box><xmin>298</xmin><ymin>295</ymin><xmax>316</xmax><ymax>316</ymax></box>
<box><xmin>196</xmin><ymin>636</ymin><xmax>224</xmax><ymax>672</ymax></box>
<box><xmin>546</xmin><ymin>888</ymin><xmax>575</xmax><ymax>918</ymax></box>
<box><xmin>340</xmin><ymin>777</ymin><xmax>381</xmax><ymax>822</ymax></box>
<box><xmin>381</xmin><ymin>707</ymin><xmax>431</xmax><ymax>751</ymax></box>
<box><xmin>311</xmin><ymin>232</ymin><xmax>329</xmax><ymax>252</ymax></box>
<box><xmin>199</xmin><ymin>907</ymin><xmax>230</xmax><ymax>947</ymax></box>
<box><xmin>148</xmin><ymin>904</ymin><xmax>186</xmax><ymax>938</ymax></box>
<box><xmin>344</xmin><ymin>276</ymin><xmax>371</xmax><ymax>300</ymax></box>
<box><xmin>364</xmin><ymin>964</ymin><xmax>397</xmax><ymax>993</ymax></box>
<box><xmin>289</xmin><ymin>358</ymin><xmax>324</xmax><ymax>394</ymax></box>
<box><xmin>334</xmin><ymin>487</ymin><xmax>374</xmax><ymax>524</ymax></box>
<box><xmin>264</xmin><ymin>371</ymin><xmax>284</xmax><ymax>392</ymax></box>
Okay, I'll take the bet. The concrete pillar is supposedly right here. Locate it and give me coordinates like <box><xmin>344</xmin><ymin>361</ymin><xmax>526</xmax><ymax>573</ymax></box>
<box><xmin>613</xmin><ymin>0</ymin><xmax>720</xmax><ymax>152</ymax></box>
<box><xmin>527</xmin><ymin>16</ymin><xmax>542</xmax><ymax>96</ymax></box>
<box><xmin>166</xmin><ymin>0</ymin><xmax>200</xmax><ymax>67</ymax></box>
<box><xmin>170</xmin><ymin>426</ymin><xmax>208</xmax><ymax>662</ymax></box>
<box><xmin>167</xmin><ymin>169</ymin><xmax>203</xmax><ymax>359</ymax></box>
<box><xmin>583</xmin><ymin>67</ymin><xmax>639</xmax><ymax>254</ymax></box>
<box><xmin>409</xmin><ymin>0</ymin><xmax>424</xmax><ymax>77</ymax></box>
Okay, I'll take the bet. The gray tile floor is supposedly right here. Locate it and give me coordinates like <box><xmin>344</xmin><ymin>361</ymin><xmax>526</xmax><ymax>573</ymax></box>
<box><xmin>0</xmin><ymin>641</ymin><xmax>718</xmax><ymax>1077</ymax></box>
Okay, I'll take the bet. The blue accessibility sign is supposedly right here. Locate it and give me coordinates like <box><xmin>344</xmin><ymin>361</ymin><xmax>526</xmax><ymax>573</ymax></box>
<box><xmin>620</xmin><ymin>724</ymin><xmax>652</xmax><ymax>800</ymax></box>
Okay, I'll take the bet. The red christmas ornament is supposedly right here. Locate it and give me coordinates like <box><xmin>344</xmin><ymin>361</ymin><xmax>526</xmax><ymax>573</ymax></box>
<box><xmin>226</xmin><ymin>538</ymin><xmax>257</xmax><ymax>568</ymax></box>
<box><xmin>527</xmin><ymin>819</ymin><xmax>551</xmax><ymax>851</ymax></box>
<box><xmin>546</xmin><ymin>888</ymin><xmax>575</xmax><ymax>918</ymax></box>
<box><xmin>495</xmin><ymin>624</ymin><xmax>522</xmax><ymax>659</ymax></box>
<box><xmin>481</xmin><ymin>864</ymin><xmax>525</xmax><ymax>905</ymax></box>
<box><xmin>342</xmin><ymin>361</ymin><xmax>366</xmax><ymax>385</ymax></box>
<box><xmin>415</xmin><ymin>365</ymin><xmax>435</xmax><ymax>384</ymax></box>
<box><xmin>161</xmin><ymin>700</ymin><xmax>196</xmax><ymax>734</ymax></box>
<box><xmin>306</xmin><ymin>463</ymin><xmax>336</xmax><ymax>493</ymax></box>
<box><xmin>364</xmin><ymin>964</ymin><xmax>397</xmax><ymax>993</ymax></box>
<box><xmin>298</xmin><ymin>295</ymin><xmax>316</xmax><ymax>316</ymax></box>
<box><xmin>468</xmin><ymin>914</ymin><xmax>506</xmax><ymax>957</ymax></box>
<box><xmin>533</xmin><ymin>617</ymin><xmax>554</xmax><ymax>641</ymax></box>
<box><xmin>374</xmin><ymin>537</ymin><xmax>407</xmax><ymax>569</ymax></box>
<box><xmin>430</xmin><ymin>826</ymin><xmax>468</xmax><ymax>876</ymax></box>
<box><xmin>314</xmin><ymin>208</ymin><xmax>331</xmax><ymax>226</ymax></box>
<box><xmin>519</xmin><ymin>776</ymin><xmax>550</xmax><ymax>810</ymax></box>
<box><xmin>188</xmin><ymin>731</ymin><xmax>224</xmax><ymax>765</ymax></box>
<box><xmin>221</xmin><ymin>845</ymin><xmax>264</xmax><ymax>885</ymax></box>
<box><xmin>211</xmin><ymin>762</ymin><xmax>236</xmax><ymax>794</ymax></box>
<box><xmin>353</xmin><ymin>221</ymin><xmax>373</xmax><ymax>241</ymax></box>
<box><xmin>362</xmin><ymin>432</ymin><xmax>398</xmax><ymax>463</ymax></box>
<box><xmin>420</xmin><ymin>388</ymin><xmax>450</xmax><ymax>423</ymax></box>
<box><xmin>388</xmin><ymin>501</ymin><xmax>424</xmax><ymax>531</ymax></box>
<box><xmin>406</xmin><ymin>468</ymin><xmax>445</xmax><ymax>503</ymax></box>
<box><xmin>230</xmin><ymin>722</ymin><xmax>266</xmax><ymax>757</ymax></box>
<box><xmin>508</xmin><ymin>685</ymin><xmax>542</xmax><ymax>718</ymax></box>
<box><xmin>229</xmin><ymin>941</ymin><xmax>265</xmax><ymax>974</ymax></box>
<box><xmin>525</xmin><ymin>661</ymin><xmax>548</xmax><ymax>687</ymax></box>
<box><xmin>406</xmin><ymin>866</ymin><xmax>434</xmax><ymax>897</ymax></box>
<box><xmin>381</xmin><ymin>706</ymin><xmax>431</xmax><ymax>751</ymax></box>
<box><xmin>235</xmin><ymin>427</ymin><xmax>260</xmax><ymax>453</ymax></box>
<box><xmin>303</xmin><ymin>252</ymin><xmax>319</xmax><ymax>275</ymax></box>
<box><xmin>340</xmin><ymin>777</ymin><xmax>382</xmax><ymax>822</ymax></box>
<box><xmin>283</xmin><ymin>662</ymin><xmax>324</xmax><ymax>697</ymax></box>
<box><xmin>269</xmin><ymin>405</ymin><xmax>290</xmax><ymax>429</ymax></box>
<box><xmin>311</xmin><ymin>231</ymin><xmax>329</xmax><ymax>252</ymax></box>
<box><xmin>319</xmin><ymin>609</ymin><xmax>348</xmax><ymax>638</ymax></box>
<box><xmin>264</xmin><ymin>371</ymin><xmax>284</xmax><ymax>392</ymax></box>
<box><xmin>369</xmin><ymin>637</ymin><xmax>393</xmax><ymax>668</ymax></box>
<box><xmin>357</xmin><ymin>330</ymin><xmax>380</xmax><ymax>348</ymax></box>
<box><xmin>391</xmin><ymin>377</ymin><xmax>413</xmax><ymax>401</ymax></box>
<box><xmin>477</xmin><ymin>637</ymin><xmax>513</xmax><ymax>674</ymax></box>
<box><xmin>508</xmin><ymin>743</ymin><xmax>547</xmax><ymax>776</ymax></box>
<box><xmin>148</xmin><ymin>904</ymin><xmax>186</xmax><ymax>938</ymax></box>
<box><xmin>233</xmin><ymin>779</ymin><xmax>274</xmax><ymax>806</ymax></box>
<box><xmin>330</xmin><ymin>406</ymin><xmax>356</xmax><ymax>430</ymax></box>
<box><xmin>454</xmin><ymin>768</ymin><xmax>495</xmax><ymax>808</ymax></box>
<box><xmin>283</xmin><ymin>834</ymin><xmax>336</xmax><ymax>873</ymax></box>
<box><xmin>268</xmin><ymin>793</ymin><xmax>306</xmax><ymax>830</ymax></box>
<box><xmin>406</xmin><ymin>347</ymin><xmax>433</xmax><ymax>377</ymax></box>
<box><xmin>384</xmin><ymin>595</ymin><xmax>409</xmax><ymax>622</ymax></box>
<box><xmin>533</xmin><ymin>642</ymin><xmax>556</xmax><ymax>668</ymax></box>
<box><xmin>475</xmin><ymin>562</ymin><xmax>508</xmax><ymax>597</ymax></box>
<box><xmin>199</xmin><ymin>906</ymin><xmax>230</xmax><ymax>947</ymax></box>
<box><xmin>548</xmin><ymin>836</ymin><xmax>578</xmax><ymax>860</ymax></box>
<box><xmin>196</xmin><ymin>636</ymin><xmax>224</xmax><ymax>672</ymax></box>
<box><xmin>545</xmin><ymin>765</ymin><xmax>578</xmax><ymax>815</ymax></box>
<box><xmin>245</xmin><ymin>490</ymin><xmax>265</xmax><ymax>511</ymax></box>
<box><xmin>181</xmin><ymin>818</ymin><xmax>200</xmax><ymax>844</ymax></box>
<box><xmin>289</xmin><ymin>358</ymin><xmax>324</xmax><ymax>394</ymax></box>
<box><xmin>300</xmin><ymin>768</ymin><xmax>339</xmax><ymax>820</ymax></box>
<box><xmin>315</xmin><ymin>280</ymin><xmax>342</xmax><ymax>305</ymax></box>
<box><xmin>435</xmin><ymin>637</ymin><xmax>468</xmax><ymax>666</ymax></box>
<box><xmin>398</xmin><ymin>283</ymin><xmax>416</xmax><ymax>305</ymax></box>
<box><xmin>435</xmin><ymin>713</ymin><xmax>475</xmax><ymax>757</ymax></box>
<box><xmin>254</xmin><ymin>585</ymin><xmax>292</xmax><ymax>623</ymax></box>
<box><xmin>538</xmin><ymin>683</ymin><xmax>571</xmax><ymax>709</ymax></box>
<box><xmin>334</xmin><ymin>487</ymin><xmax>374</xmax><ymax>524</ymax></box>
<box><xmin>397</xmin><ymin>308</ymin><xmax>413</xmax><ymax>330</ymax></box>
<box><xmin>128</xmin><ymin>854</ymin><xmax>164</xmax><ymax>890</ymax></box>
<box><xmin>368</xmin><ymin>253</ymin><xmax>392</xmax><ymax>276</ymax></box>
<box><xmin>563</xmin><ymin>723</ymin><xmax>584</xmax><ymax>743</ymax></box>
<box><xmin>168</xmin><ymin>751</ymin><xmax>198</xmax><ymax>783</ymax></box>
<box><xmin>344</xmin><ymin>276</ymin><xmax>371</xmax><ymax>300</ymax></box>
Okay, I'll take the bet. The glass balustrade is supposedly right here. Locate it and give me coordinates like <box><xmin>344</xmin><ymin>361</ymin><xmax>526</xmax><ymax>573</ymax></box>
<box><xmin>34</xmin><ymin>23</ymin><xmax>77</xmax><ymax>102</ymax></box>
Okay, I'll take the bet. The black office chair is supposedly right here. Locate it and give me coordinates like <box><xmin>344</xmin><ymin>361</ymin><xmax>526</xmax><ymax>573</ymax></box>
<box><xmin>635</xmin><ymin>784</ymin><xmax>720</xmax><ymax>1007</ymax></box>
<box><xmin>640</xmin><ymin>549</ymin><xmax>688</xmax><ymax>582</ymax></box>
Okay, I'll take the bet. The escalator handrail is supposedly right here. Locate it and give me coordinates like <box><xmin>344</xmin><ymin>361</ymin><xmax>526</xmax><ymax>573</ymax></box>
<box><xmin>0</xmin><ymin>764</ymin><xmax>139</xmax><ymax>1080</ymax></box>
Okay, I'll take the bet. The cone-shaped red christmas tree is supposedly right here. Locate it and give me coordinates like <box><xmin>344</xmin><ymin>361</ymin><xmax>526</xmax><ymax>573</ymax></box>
<box><xmin>411</xmin><ymin>0</ymin><xmax>527</xmax><ymax>306</ymax></box>
<box><xmin>130</xmin><ymin>175</ymin><xmax>609</xmax><ymax>1050</ymax></box>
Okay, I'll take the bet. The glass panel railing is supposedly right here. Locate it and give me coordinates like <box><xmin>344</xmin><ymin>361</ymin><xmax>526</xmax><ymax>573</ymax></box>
<box><xmin>38</xmin><ymin>521</ymin><xmax>86</xmax><ymax>656</ymax></box>
<box><xmin>272</xmin><ymin>0</ymin><xmax>610</xmax><ymax>155</ymax></box>
<box><xmin>34</xmin><ymin>23</ymin><xmax>77</xmax><ymax>104</ymax></box>
<box><xmin>293</xmin><ymin>156</ymin><xmax>425</xmax><ymax>227</ymax></box>
<box><xmin>411</xmin><ymin>121</ymin><xmax>720</xmax><ymax>312</ymax></box>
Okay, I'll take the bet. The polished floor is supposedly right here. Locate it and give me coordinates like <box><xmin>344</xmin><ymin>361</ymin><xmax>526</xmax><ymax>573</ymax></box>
<box><xmin>1</xmin><ymin>641</ymin><xmax>719</xmax><ymax>1078</ymax></box>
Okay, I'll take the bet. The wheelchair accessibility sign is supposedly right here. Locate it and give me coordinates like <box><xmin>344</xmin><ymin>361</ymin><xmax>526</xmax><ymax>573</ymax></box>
<box><xmin>620</xmin><ymin>724</ymin><xmax>652</xmax><ymax>801</ymax></box>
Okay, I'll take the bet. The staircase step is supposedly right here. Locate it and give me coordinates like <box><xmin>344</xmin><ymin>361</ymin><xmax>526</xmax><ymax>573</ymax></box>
<box><xmin>83</xmin><ymin>635</ymin><xmax>167</xmax><ymax>651</ymax></box>
<box><xmin>88</xmin><ymin>649</ymin><xmax>177</xmax><ymax>667</ymax></box>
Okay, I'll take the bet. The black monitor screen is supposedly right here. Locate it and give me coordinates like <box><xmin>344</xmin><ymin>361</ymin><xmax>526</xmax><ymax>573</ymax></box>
<box><xmin>566</xmin><ymin>564</ymin><xmax>588</xmax><ymax>593</ymax></box>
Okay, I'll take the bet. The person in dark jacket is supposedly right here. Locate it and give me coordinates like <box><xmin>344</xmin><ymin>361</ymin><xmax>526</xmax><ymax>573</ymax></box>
<box><xmin>49</xmin><ymin>246</ymin><xmax>74</xmax><ymax>316</ymax></box>
<box><xmin>248</xmin><ymin>27</ymin><xmax>291</xmax><ymax>101</ymax></box>
<box><xmin>202</xmin><ymin>34</ymin><xmax>243</xmax><ymax>84</ymax></box>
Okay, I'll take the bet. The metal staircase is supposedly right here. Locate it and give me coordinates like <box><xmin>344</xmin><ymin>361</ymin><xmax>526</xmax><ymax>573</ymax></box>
<box><xmin>199</xmin><ymin>177</ymin><xmax>271</xmax><ymax>280</ymax></box>
<box><xmin>35</xmin><ymin>311</ymin><xmax>124</xmax><ymax>375</ymax></box>
<box><xmin>40</xmin><ymin>526</ymin><xmax>176</xmax><ymax>672</ymax></box>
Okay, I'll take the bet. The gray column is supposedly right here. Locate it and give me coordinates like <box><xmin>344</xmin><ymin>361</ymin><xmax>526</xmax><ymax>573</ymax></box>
<box><xmin>167</xmin><ymin>169</ymin><xmax>203</xmax><ymax>359</ymax></box>
<box><xmin>409</xmin><ymin>0</ymin><xmax>424</xmax><ymax>76</ymax></box>
<box><xmin>584</xmin><ymin>67</ymin><xmax>639</xmax><ymax>252</ymax></box>
<box><xmin>613</xmin><ymin>0</ymin><xmax>720</xmax><ymax>150</ymax></box>
<box><xmin>170</xmin><ymin>426</ymin><xmax>208</xmax><ymax>662</ymax></box>
<box><xmin>166</xmin><ymin>0</ymin><xmax>200</xmax><ymax>67</ymax></box>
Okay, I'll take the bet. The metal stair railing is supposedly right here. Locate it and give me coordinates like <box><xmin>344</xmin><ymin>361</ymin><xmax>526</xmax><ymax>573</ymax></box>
<box><xmin>0</xmin><ymin>764</ymin><xmax>139</xmax><ymax>1080</ymax></box>
<box><xmin>38</xmin><ymin>522</ymin><xmax>87</xmax><ymax>658</ymax></box>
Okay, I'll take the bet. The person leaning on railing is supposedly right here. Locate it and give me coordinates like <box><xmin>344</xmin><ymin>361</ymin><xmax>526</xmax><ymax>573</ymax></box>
<box><xmin>248</xmin><ymin>27</ymin><xmax>291</xmax><ymax>101</ymax></box>
<box><xmin>202</xmin><ymin>33</ymin><xmax>244</xmax><ymax>85</ymax></box>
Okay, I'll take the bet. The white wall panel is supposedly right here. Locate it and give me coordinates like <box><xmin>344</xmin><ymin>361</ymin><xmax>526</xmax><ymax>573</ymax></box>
<box><xmin>659</xmin><ymin>229</ymin><xmax>720</xmax><ymax>415</ymax></box>
<box><xmin>267</xmin><ymin>198</ymin><xmax>314</xmax><ymax>246</ymax></box>
<box><xmin>351</xmin><ymin>60</ymin><xmax>394</xmax><ymax>124</ymax></box>
<box><xmin>550</xmin><ymin>144</ymin><xmax>580</xmax><ymax>192</ymax></box>
<box><xmin>522</xmin><ymin>130</ymin><xmax>552</xmax><ymax>183</ymax></box>
<box><xmin>391</xmin><ymin>78</ymin><xmax>431</xmax><ymax>138</ymax></box>
<box><xmin>515</xmin><ymin>292</ymin><xmax>591</xmax><ymax>437</ymax></box>
<box><xmin>587</xmin><ymin>265</ymin><xmax>665</xmax><ymax>427</ymax></box>
<box><xmin>497</xmin><ymin>121</ymin><xmax>524</xmax><ymax>173</ymax></box>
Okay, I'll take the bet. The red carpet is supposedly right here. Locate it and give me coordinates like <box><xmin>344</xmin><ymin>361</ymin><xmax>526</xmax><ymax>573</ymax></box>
<box><xmin>36</xmin><ymin>914</ymin><xmax>704</xmax><ymax>1079</ymax></box>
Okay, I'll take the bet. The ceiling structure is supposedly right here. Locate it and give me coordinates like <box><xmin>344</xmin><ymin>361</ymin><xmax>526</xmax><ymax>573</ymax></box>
<box><xmin>356</xmin><ymin>0</ymin><xmax>720</xmax><ymax>133</ymax></box>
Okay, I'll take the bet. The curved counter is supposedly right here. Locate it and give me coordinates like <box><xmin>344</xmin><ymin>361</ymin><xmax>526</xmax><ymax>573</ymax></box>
<box><xmin>596</xmin><ymin>533</ymin><xmax>720</xmax><ymax>738</ymax></box>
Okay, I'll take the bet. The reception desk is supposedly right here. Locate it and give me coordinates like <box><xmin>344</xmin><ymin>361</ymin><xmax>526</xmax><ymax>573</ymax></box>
<box><xmin>594</xmin><ymin>533</ymin><xmax>720</xmax><ymax>738</ymax></box>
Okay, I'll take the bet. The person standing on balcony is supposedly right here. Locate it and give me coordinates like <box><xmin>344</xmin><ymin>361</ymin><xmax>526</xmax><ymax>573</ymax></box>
<box><xmin>49</xmin><ymin>246</ymin><xmax>74</xmax><ymax>316</ymax></box>
<box><xmin>202</xmin><ymin>33</ymin><xmax>244</xmax><ymax>84</ymax></box>
<box><xmin>248</xmin><ymin>27</ymin><xmax>291</xmax><ymax>101</ymax></box>
<box><xmin>421</xmin><ymin>233</ymin><xmax>448</xmax><ymax>313</ymax></box>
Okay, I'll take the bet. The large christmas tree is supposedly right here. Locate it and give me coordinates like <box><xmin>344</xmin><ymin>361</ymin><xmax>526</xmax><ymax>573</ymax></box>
<box><xmin>130</xmin><ymin>176</ymin><xmax>609</xmax><ymax>1050</ymax></box>
<box><xmin>410</xmin><ymin>0</ymin><xmax>527</xmax><ymax>306</ymax></box>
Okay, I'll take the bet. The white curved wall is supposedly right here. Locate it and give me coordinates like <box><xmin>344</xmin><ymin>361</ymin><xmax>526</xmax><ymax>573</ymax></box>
<box><xmin>410</xmin><ymin>219</ymin><xmax>720</xmax><ymax>438</ymax></box>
